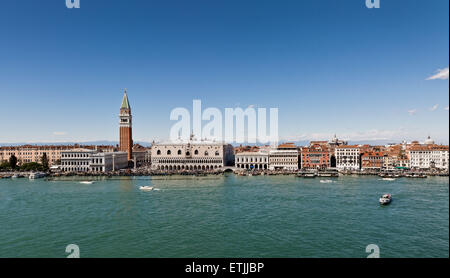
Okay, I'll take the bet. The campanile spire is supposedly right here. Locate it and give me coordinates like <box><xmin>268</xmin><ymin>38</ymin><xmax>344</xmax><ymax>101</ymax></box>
<box><xmin>119</xmin><ymin>89</ymin><xmax>133</xmax><ymax>161</ymax></box>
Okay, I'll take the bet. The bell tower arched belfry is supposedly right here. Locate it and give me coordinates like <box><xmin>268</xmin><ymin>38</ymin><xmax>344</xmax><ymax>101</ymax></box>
<box><xmin>119</xmin><ymin>89</ymin><xmax>133</xmax><ymax>161</ymax></box>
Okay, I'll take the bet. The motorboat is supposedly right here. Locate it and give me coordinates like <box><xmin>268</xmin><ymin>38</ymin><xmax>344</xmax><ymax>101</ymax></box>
<box><xmin>382</xmin><ymin>178</ymin><xmax>396</xmax><ymax>181</ymax></box>
<box><xmin>379</xmin><ymin>194</ymin><xmax>392</xmax><ymax>205</ymax></box>
<box><xmin>29</xmin><ymin>172</ymin><xmax>46</xmax><ymax>179</ymax></box>
<box><xmin>79</xmin><ymin>181</ymin><xmax>94</xmax><ymax>185</ymax></box>
<box><xmin>139</xmin><ymin>186</ymin><xmax>154</xmax><ymax>191</ymax></box>
<box><xmin>319</xmin><ymin>180</ymin><xmax>333</xmax><ymax>184</ymax></box>
<box><xmin>318</xmin><ymin>170</ymin><xmax>339</xmax><ymax>177</ymax></box>
<box><xmin>406</xmin><ymin>173</ymin><xmax>428</xmax><ymax>178</ymax></box>
<box><xmin>297</xmin><ymin>171</ymin><xmax>317</xmax><ymax>178</ymax></box>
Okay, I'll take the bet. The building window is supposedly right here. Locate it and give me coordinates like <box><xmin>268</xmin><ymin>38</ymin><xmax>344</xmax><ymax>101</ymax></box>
<box><xmin>194</xmin><ymin>150</ymin><xmax>199</xmax><ymax>155</ymax></box>
<box><xmin>178</xmin><ymin>150</ymin><xmax>182</xmax><ymax>155</ymax></box>
<box><xmin>157</xmin><ymin>150</ymin><xmax>161</xmax><ymax>155</ymax></box>
<box><xmin>167</xmin><ymin>150</ymin><xmax>171</xmax><ymax>155</ymax></box>
<box><xmin>205</xmin><ymin>151</ymin><xmax>208</xmax><ymax>156</ymax></box>
<box><xmin>215</xmin><ymin>151</ymin><xmax>219</xmax><ymax>156</ymax></box>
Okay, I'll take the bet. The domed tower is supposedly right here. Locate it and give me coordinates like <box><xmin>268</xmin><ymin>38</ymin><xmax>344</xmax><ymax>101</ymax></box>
<box><xmin>425</xmin><ymin>136</ymin><xmax>434</xmax><ymax>145</ymax></box>
<box><xmin>119</xmin><ymin>89</ymin><xmax>133</xmax><ymax>160</ymax></box>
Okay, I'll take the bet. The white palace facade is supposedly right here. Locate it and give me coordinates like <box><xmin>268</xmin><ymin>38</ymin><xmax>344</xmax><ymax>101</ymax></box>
<box><xmin>235</xmin><ymin>151</ymin><xmax>269</xmax><ymax>170</ymax></box>
<box><xmin>151</xmin><ymin>138</ymin><xmax>235</xmax><ymax>171</ymax></box>
<box><xmin>60</xmin><ymin>148</ymin><xmax>128</xmax><ymax>172</ymax></box>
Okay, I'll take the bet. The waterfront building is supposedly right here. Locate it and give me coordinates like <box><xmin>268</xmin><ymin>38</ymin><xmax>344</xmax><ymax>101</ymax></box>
<box><xmin>397</xmin><ymin>157</ymin><xmax>410</xmax><ymax>168</ymax></box>
<box><xmin>361</xmin><ymin>151</ymin><xmax>384</xmax><ymax>170</ymax></box>
<box><xmin>119</xmin><ymin>89</ymin><xmax>133</xmax><ymax>161</ymax></box>
<box><xmin>383</xmin><ymin>144</ymin><xmax>409</xmax><ymax>170</ymax></box>
<box><xmin>234</xmin><ymin>145</ymin><xmax>261</xmax><ymax>154</ymax></box>
<box><xmin>309</xmin><ymin>141</ymin><xmax>328</xmax><ymax>147</ymax></box>
<box><xmin>151</xmin><ymin>136</ymin><xmax>235</xmax><ymax>171</ymax></box>
<box><xmin>132</xmin><ymin>144</ymin><xmax>151</xmax><ymax>166</ymax></box>
<box><xmin>0</xmin><ymin>145</ymin><xmax>78</xmax><ymax>166</ymax></box>
<box><xmin>383</xmin><ymin>153</ymin><xmax>396</xmax><ymax>170</ymax></box>
<box><xmin>268</xmin><ymin>143</ymin><xmax>299</xmax><ymax>171</ymax></box>
<box><xmin>61</xmin><ymin>148</ymin><xmax>128</xmax><ymax>172</ymax></box>
<box><xmin>335</xmin><ymin>145</ymin><xmax>360</xmax><ymax>171</ymax></box>
<box><xmin>235</xmin><ymin>151</ymin><xmax>269</xmax><ymax>170</ymax></box>
<box><xmin>408</xmin><ymin>144</ymin><xmax>449</xmax><ymax>170</ymax></box>
<box><xmin>0</xmin><ymin>144</ymin><xmax>119</xmax><ymax>167</ymax></box>
<box><xmin>300</xmin><ymin>144</ymin><xmax>331</xmax><ymax>170</ymax></box>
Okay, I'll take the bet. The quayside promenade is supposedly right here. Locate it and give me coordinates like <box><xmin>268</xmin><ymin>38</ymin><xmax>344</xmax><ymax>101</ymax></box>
<box><xmin>1</xmin><ymin>167</ymin><xmax>448</xmax><ymax>179</ymax></box>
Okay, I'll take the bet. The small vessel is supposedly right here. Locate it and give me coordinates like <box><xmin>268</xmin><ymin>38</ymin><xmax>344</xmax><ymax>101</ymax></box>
<box><xmin>319</xmin><ymin>179</ymin><xmax>333</xmax><ymax>184</ymax></box>
<box><xmin>79</xmin><ymin>181</ymin><xmax>94</xmax><ymax>185</ymax></box>
<box><xmin>318</xmin><ymin>170</ymin><xmax>339</xmax><ymax>177</ymax></box>
<box><xmin>297</xmin><ymin>171</ymin><xmax>317</xmax><ymax>178</ymax></box>
<box><xmin>382</xmin><ymin>178</ymin><xmax>396</xmax><ymax>181</ymax></box>
<box><xmin>11</xmin><ymin>174</ymin><xmax>18</xmax><ymax>179</ymax></box>
<box><xmin>29</xmin><ymin>172</ymin><xmax>46</xmax><ymax>179</ymax></box>
<box><xmin>139</xmin><ymin>186</ymin><xmax>154</xmax><ymax>191</ymax></box>
<box><xmin>379</xmin><ymin>194</ymin><xmax>392</xmax><ymax>205</ymax></box>
<box><xmin>404</xmin><ymin>173</ymin><xmax>428</xmax><ymax>178</ymax></box>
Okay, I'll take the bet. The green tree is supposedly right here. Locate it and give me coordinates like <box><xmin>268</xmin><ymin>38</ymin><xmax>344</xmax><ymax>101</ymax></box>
<box><xmin>20</xmin><ymin>162</ymin><xmax>44</xmax><ymax>172</ymax></box>
<box><xmin>0</xmin><ymin>161</ymin><xmax>10</xmax><ymax>171</ymax></box>
<box><xmin>41</xmin><ymin>153</ymin><xmax>49</xmax><ymax>171</ymax></box>
<box><xmin>9</xmin><ymin>155</ymin><xmax>17</xmax><ymax>169</ymax></box>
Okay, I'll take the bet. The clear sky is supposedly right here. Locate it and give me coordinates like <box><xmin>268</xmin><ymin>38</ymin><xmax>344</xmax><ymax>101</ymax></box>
<box><xmin>0</xmin><ymin>0</ymin><xmax>448</xmax><ymax>144</ymax></box>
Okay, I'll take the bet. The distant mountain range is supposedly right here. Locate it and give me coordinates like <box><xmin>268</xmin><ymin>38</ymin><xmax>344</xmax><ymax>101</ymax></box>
<box><xmin>0</xmin><ymin>139</ymin><xmax>419</xmax><ymax>147</ymax></box>
<box><xmin>0</xmin><ymin>140</ymin><xmax>152</xmax><ymax>147</ymax></box>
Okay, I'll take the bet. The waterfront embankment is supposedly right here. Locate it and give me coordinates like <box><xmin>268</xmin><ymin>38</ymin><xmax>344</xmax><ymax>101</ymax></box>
<box><xmin>1</xmin><ymin>168</ymin><xmax>448</xmax><ymax>179</ymax></box>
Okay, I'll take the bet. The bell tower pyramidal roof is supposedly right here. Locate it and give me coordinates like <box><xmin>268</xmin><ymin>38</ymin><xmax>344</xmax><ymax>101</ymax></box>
<box><xmin>121</xmin><ymin>89</ymin><xmax>131</xmax><ymax>110</ymax></box>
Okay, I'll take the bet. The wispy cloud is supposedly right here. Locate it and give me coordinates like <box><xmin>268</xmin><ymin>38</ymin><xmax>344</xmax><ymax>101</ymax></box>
<box><xmin>53</xmin><ymin>131</ymin><xmax>67</xmax><ymax>136</ymax></box>
<box><xmin>426</xmin><ymin>67</ymin><xmax>449</xmax><ymax>80</ymax></box>
<box><xmin>408</xmin><ymin>109</ymin><xmax>417</xmax><ymax>116</ymax></box>
<box><xmin>445</xmin><ymin>106</ymin><xmax>449</xmax><ymax>111</ymax></box>
<box><xmin>430</xmin><ymin>104</ymin><xmax>439</xmax><ymax>111</ymax></box>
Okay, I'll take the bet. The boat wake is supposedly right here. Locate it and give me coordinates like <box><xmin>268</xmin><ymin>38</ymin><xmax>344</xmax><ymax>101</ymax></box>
<box><xmin>79</xmin><ymin>181</ymin><xmax>94</xmax><ymax>185</ymax></box>
<box><xmin>319</xmin><ymin>180</ymin><xmax>334</xmax><ymax>184</ymax></box>
<box><xmin>139</xmin><ymin>186</ymin><xmax>160</xmax><ymax>191</ymax></box>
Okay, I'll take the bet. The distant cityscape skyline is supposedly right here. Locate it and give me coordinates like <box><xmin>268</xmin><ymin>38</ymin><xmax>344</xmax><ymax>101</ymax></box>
<box><xmin>0</xmin><ymin>0</ymin><xmax>448</xmax><ymax>144</ymax></box>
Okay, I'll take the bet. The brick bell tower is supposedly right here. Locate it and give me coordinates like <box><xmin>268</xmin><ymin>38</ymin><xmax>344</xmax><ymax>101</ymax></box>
<box><xmin>119</xmin><ymin>89</ymin><xmax>133</xmax><ymax>161</ymax></box>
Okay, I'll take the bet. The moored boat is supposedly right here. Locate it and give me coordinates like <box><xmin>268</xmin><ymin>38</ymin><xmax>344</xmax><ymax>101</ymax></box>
<box><xmin>29</xmin><ymin>172</ymin><xmax>46</xmax><ymax>179</ymax></box>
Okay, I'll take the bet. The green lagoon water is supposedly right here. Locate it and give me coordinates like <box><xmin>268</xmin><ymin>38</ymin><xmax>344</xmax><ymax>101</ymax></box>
<box><xmin>0</xmin><ymin>174</ymin><xmax>448</xmax><ymax>258</ymax></box>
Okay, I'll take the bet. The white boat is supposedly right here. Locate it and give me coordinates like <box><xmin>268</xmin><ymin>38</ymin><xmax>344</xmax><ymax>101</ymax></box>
<box><xmin>382</xmin><ymin>178</ymin><xmax>396</xmax><ymax>181</ymax></box>
<box><xmin>379</xmin><ymin>194</ymin><xmax>392</xmax><ymax>205</ymax></box>
<box><xmin>11</xmin><ymin>174</ymin><xmax>18</xmax><ymax>179</ymax></box>
<box><xmin>79</xmin><ymin>181</ymin><xmax>94</xmax><ymax>185</ymax></box>
<box><xmin>29</xmin><ymin>172</ymin><xmax>46</xmax><ymax>179</ymax></box>
<box><xmin>139</xmin><ymin>186</ymin><xmax>154</xmax><ymax>191</ymax></box>
<box><xmin>320</xmin><ymin>180</ymin><xmax>333</xmax><ymax>184</ymax></box>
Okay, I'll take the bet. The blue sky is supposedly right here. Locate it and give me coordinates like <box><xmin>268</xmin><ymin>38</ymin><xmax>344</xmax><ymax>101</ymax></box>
<box><xmin>0</xmin><ymin>0</ymin><xmax>448</xmax><ymax>144</ymax></box>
